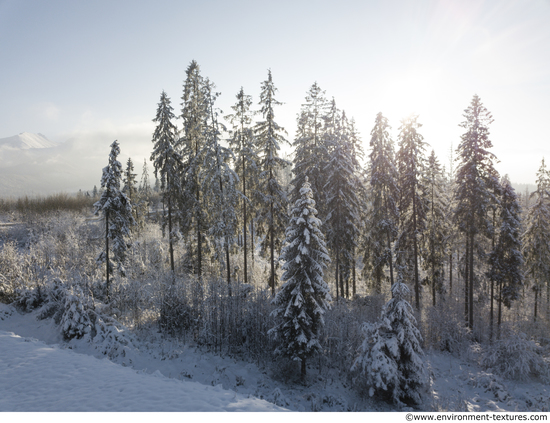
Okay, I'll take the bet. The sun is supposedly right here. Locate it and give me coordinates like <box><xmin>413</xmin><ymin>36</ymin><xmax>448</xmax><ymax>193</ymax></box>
<box><xmin>378</xmin><ymin>68</ymin><xmax>440</xmax><ymax>125</ymax></box>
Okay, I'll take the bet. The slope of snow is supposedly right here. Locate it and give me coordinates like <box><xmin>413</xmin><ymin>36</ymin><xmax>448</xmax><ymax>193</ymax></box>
<box><xmin>0</xmin><ymin>132</ymin><xmax>58</xmax><ymax>150</ymax></box>
<box><xmin>0</xmin><ymin>329</ymin><xmax>285</xmax><ymax>412</ymax></box>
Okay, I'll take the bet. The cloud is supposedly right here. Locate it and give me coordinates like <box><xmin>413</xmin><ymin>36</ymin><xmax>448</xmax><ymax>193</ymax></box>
<box><xmin>33</xmin><ymin>102</ymin><xmax>60</xmax><ymax>121</ymax></box>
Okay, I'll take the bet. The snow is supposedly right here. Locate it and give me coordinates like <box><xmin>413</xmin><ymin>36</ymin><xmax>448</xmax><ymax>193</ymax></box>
<box><xmin>1</xmin><ymin>302</ymin><xmax>549</xmax><ymax>413</ymax></box>
<box><xmin>0</xmin><ymin>132</ymin><xmax>58</xmax><ymax>150</ymax></box>
<box><xmin>0</xmin><ymin>304</ymin><xmax>284</xmax><ymax>412</ymax></box>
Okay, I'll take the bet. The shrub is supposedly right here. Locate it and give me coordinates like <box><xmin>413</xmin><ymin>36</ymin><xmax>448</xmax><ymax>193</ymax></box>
<box><xmin>481</xmin><ymin>332</ymin><xmax>549</xmax><ymax>381</ymax></box>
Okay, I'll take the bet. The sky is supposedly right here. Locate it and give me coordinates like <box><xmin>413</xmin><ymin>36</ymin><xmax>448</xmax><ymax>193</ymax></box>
<box><xmin>1</xmin><ymin>0</ymin><xmax>550</xmax><ymax>186</ymax></box>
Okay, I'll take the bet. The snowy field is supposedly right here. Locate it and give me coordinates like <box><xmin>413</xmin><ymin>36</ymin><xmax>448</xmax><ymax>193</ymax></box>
<box><xmin>1</xmin><ymin>302</ymin><xmax>549</xmax><ymax>413</ymax></box>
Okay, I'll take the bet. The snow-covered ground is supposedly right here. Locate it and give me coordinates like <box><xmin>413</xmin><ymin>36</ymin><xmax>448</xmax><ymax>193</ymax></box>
<box><xmin>1</xmin><ymin>302</ymin><xmax>549</xmax><ymax>413</ymax></box>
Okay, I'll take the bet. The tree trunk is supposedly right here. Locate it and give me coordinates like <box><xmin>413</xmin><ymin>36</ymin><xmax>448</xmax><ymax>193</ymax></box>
<box><xmin>468</xmin><ymin>232</ymin><xmax>474</xmax><ymax>330</ymax></box>
<box><xmin>449</xmin><ymin>251</ymin><xmax>453</xmax><ymax>295</ymax></box>
<box><xmin>464</xmin><ymin>238</ymin><xmax>469</xmax><ymax>325</ymax></box>
<box><xmin>387</xmin><ymin>230</ymin><xmax>395</xmax><ymax>286</ymax></box>
<box><xmin>243</xmin><ymin>149</ymin><xmax>248</xmax><ymax>287</ymax></box>
<box><xmin>534</xmin><ymin>285</ymin><xmax>538</xmax><ymax>322</ymax></box>
<box><xmin>105</xmin><ymin>209</ymin><xmax>110</xmax><ymax>300</ymax></box>
<box><xmin>168</xmin><ymin>193</ymin><xmax>175</xmax><ymax>274</ymax></box>
<box><xmin>412</xmin><ymin>189</ymin><xmax>420</xmax><ymax>310</ymax></box>
<box><xmin>301</xmin><ymin>357</ymin><xmax>306</xmax><ymax>382</ymax></box>
<box><xmin>270</xmin><ymin>169</ymin><xmax>275</xmax><ymax>295</ymax></box>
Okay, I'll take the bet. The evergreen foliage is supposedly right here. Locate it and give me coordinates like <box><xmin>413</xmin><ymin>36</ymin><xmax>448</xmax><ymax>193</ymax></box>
<box><xmin>150</xmin><ymin>90</ymin><xmax>181</xmax><ymax>272</ymax></box>
<box><xmin>352</xmin><ymin>282</ymin><xmax>428</xmax><ymax>406</ymax></box>
<box><xmin>453</xmin><ymin>94</ymin><xmax>500</xmax><ymax>329</ymax></box>
<box><xmin>269</xmin><ymin>177</ymin><xmax>331</xmax><ymax>381</ymax></box>
<box><xmin>94</xmin><ymin>140</ymin><xmax>135</xmax><ymax>298</ymax></box>
<box><xmin>363</xmin><ymin>112</ymin><xmax>399</xmax><ymax>293</ymax></box>
<box><xmin>323</xmin><ymin>104</ymin><xmax>361</xmax><ymax>299</ymax></box>
<box><xmin>226</xmin><ymin>87</ymin><xmax>258</xmax><ymax>286</ymax></box>
<box><xmin>395</xmin><ymin>115</ymin><xmax>428</xmax><ymax>309</ymax></box>
<box><xmin>487</xmin><ymin>176</ymin><xmax>523</xmax><ymax>336</ymax></box>
<box><xmin>254</xmin><ymin>69</ymin><xmax>290</xmax><ymax>294</ymax></box>
<box><xmin>522</xmin><ymin>159</ymin><xmax>550</xmax><ymax>322</ymax></box>
<box><xmin>422</xmin><ymin>150</ymin><xmax>449</xmax><ymax>306</ymax></box>
<box><xmin>291</xmin><ymin>82</ymin><xmax>329</xmax><ymax>209</ymax></box>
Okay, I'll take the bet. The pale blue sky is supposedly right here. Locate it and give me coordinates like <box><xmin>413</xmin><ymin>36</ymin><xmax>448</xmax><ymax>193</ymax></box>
<box><xmin>1</xmin><ymin>0</ymin><xmax>549</xmax><ymax>184</ymax></box>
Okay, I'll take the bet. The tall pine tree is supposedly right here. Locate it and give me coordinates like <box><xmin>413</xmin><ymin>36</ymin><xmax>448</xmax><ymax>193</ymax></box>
<box><xmin>364</xmin><ymin>112</ymin><xmax>399</xmax><ymax>294</ymax></box>
<box><xmin>94</xmin><ymin>140</ymin><xmax>135</xmax><ymax>299</ymax></box>
<box><xmin>522</xmin><ymin>159</ymin><xmax>550</xmax><ymax>323</ymax></box>
<box><xmin>254</xmin><ymin>69</ymin><xmax>290</xmax><ymax>294</ymax></box>
<box><xmin>395</xmin><ymin>115</ymin><xmax>428</xmax><ymax>309</ymax></box>
<box><xmin>150</xmin><ymin>91</ymin><xmax>181</xmax><ymax>273</ymax></box>
<box><xmin>269</xmin><ymin>177</ymin><xmax>331</xmax><ymax>381</ymax></box>
<box><xmin>454</xmin><ymin>95</ymin><xmax>500</xmax><ymax>329</ymax></box>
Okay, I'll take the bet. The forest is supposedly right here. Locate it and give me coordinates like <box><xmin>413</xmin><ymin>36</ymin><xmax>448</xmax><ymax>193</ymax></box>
<box><xmin>0</xmin><ymin>60</ymin><xmax>549</xmax><ymax>411</ymax></box>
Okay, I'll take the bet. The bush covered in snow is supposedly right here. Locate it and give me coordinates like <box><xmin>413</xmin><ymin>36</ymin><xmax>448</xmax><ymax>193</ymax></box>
<box><xmin>352</xmin><ymin>282</ymin><xmax>428</xmax><ymax>406</ymax></box>
<box><xmin>61</xmin><ymin>285</ymin><xmax>93</xmax><ymax>340</ymax></box>
<box><xmin>481</xmin><ymin>333</ymin><xmax>549</xmax><ymax>381</ymax></box>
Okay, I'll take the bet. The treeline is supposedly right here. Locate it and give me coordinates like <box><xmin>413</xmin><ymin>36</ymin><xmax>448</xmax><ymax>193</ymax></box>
<box><xmin>113</xmin><ymin>60</ymin><xmax>546</xmax><ymax>341</ymax></box>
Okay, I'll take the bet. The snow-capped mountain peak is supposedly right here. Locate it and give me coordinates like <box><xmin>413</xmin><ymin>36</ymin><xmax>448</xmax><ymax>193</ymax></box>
<box><xmin>0</xmin><ymin>132</ymin><xmax>58</xmax><ymax>150</ymax></box>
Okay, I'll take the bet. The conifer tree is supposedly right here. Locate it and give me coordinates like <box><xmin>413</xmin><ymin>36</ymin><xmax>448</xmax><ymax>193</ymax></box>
<box><xmin>395</xmin><ymin>115</ymin><xmax>428</xmax><ymax>309</ymax></box>
<box><xmin>488</xmin><ymin>176</ymin><xmax>523</xmax><ymax>338</ymax></box>
<box><xmin>291</xmin><ymin>82</ymin><xmax>329</xmax><ymax>208</ymax></box>
<box><xmin>94</xmin><ymin>140</ymin><xmax>135</xmax><ymax>299</ymax></box>
<box><xmin>180</xmin><ymin>60</ymin><xmax>209</xmax><ymax>279</ymax></box>
<box><xmin>364</xmin><ymin>112</ymin><xmax>399</xmax><ymax>293</ymax></box>
<box><xmin>226</xmin><ymin>87</ymin><xmax>258</xmax><ymax>287</ymax></box>
<box><xmin>353</xmin><ymin>282</ymin><xmax>428</xmax><ymax>406</ymax></box>
<box><xmin>123</xmin><ymin>157</ymin><xmax>145</xmax><ymax>232</ymax></box>
<box><xmin>522</xmin><ymin>159</ymin><xmax>550</xmax><ymax>323</ymax></box>
<box><xmin>254</xmin><ymin>69</ymin><xmax>290</xmax><ymax>294</ymax></box>
<box><xmin>323</xmin><ymin>104</ymin><xmax>361</xmax><ymax>299</ymax></box>
<box><xmin>422</xmin><ymin>150</ymin><xmax>449</xmax><ymax>306</ymax></box>
<box><xmin>454</xmin><ymin>95</ymin><xmax>500</xmax><ymax>329</ymax></box>
<box><xmin>269</xmin><ymin>177</ymin><xmax>331</xmax><ymax>381</ymax></box>
<box><xmin>150</xmin><ymin>90</ymin><xmax>181</xmax><ymax>273</ymax></box>
<box><xmin>140</xmin><ymin>158</ymin><xmax>151</xmax><ymax>199</ymax></box>
<box><xmin>202</xmin><ymin>80</ymin><xmax>239</xmax><ymax>290</ymax></box>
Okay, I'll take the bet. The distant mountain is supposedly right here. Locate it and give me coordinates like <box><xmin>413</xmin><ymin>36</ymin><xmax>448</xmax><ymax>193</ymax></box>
<box><xmin>0</xmin><ymin>132</ymin><xmax>58</xmax><ymax>150</ymax></box>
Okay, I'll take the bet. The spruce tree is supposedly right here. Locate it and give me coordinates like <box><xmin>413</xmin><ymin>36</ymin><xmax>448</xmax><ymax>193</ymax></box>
<box><xmin>522</xmin><ymin>159</ymin><xmax>550</xmax><ymax>323</ymax></box>
<box><xmin>395</xmin><ymin>115</ymin><xmax>428</xmax><ymax>309</ymax></box>
<box><xmin>150</xmin><ymin>90</ymin><xmax>181</xmax><ymax>273</ymax></box>
<box><xmin>488</xmin><ymin>175</ymin><xmax>523</xmax><ymax>338</ymax></box>
<box><xmin>422</xmin><ymin>150</ymin><xmax>449</xmax><ymax>306</ymax></box>
<box><xmin>454</xmin><ymin>94</ymin><xmax>500</xmax><ymax>329</ymax></box>
<box><xmin>323</xmin><ymin>104</ymin><xmax>361</xmax><ymax>299</ymax></box>
<box><xmin>226</xmin><ymin>87</ymin><xmax>258</xmax><ymax>287</ymax></box>
<box><xmin>254</xmin><ymin>69</ymin><xmax>290</xmax><ymax>294</ymax></box>
<box><xmin>202</xmin><ymin>80</ymin><xmax>239</xmax><ymax>290</ymax></box>
<box><xmin>353</xmin><ymin>282</ymin><xmax>428</xmax><ymax>406</ymax></box>
<box><xmin>364</xmin><ymin>112</ymin><xmax>399</xmax><ymax>293</ymax></box>
<box><xmin>269</xmin><ymin>177</ymin><xmax>331</xmax><ymax>381</ymax></box>
<box><xmin>180</xmin><ymin>60</ymin><xmax>209</xmax><ymax>279</ymax></box>
<box><xmin>291</xmin><ymin>82</ymin><xmax>329</xmax><ymax>208</ymax></box>
<box><xmin>94</xmin><ymin>140</ymin><xmax>135</xmax><ymax>299</ymax></box>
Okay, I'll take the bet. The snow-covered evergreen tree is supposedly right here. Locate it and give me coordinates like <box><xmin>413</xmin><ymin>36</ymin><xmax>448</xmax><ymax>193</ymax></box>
<box><xmin>352</xmin><ymin>282</ymin><xmax>428</xmax><ymax>406</ymax></box>
<box><xmin>123</xmin><ymin>157</ymin><xmax>145</xmax><ymax>232</ymax></box>
<box><xmin>422</xmin><ymin>150</ymin><xmax>449</xmax><ymax>306</ymax></box>
<box><xmin>291</xmin><ymin>82</ymin><xmax>329</xmax><ymax>209</ymax></box>
<box><xmin>179</xmin><ymin>60</ymin><xmax>209</xmax><ymax>278</ymax></box>
<box><xmin>94</xmin><ymin>140</ymin><xmax>135</xmax><ymax>299</ymax></box>
<box><xmin>150</xmin><ymin>90</ymin><xmax>181</xmax><ymax>273</ymax></box>
<box><xmin>254</xmin><ymin>69</ymin><xmax>290</xmax><ymax>294</ymax></box>
<box><xmin>454</xmin><ymin>94</ymin><xmax>500</xmax><ymax>329</ymax></box>
<box><xmin>226</xmin><ymin>87</ymin><xmax>258</xmax><ymax>286</ymax></box>
<box><xmin>363</xmin><ymin>112</ymin><xmax>399</xmax><ymax>293</ymax></box>
<box><xmin>395</xmin><ymin>115</ymin><xmax>428</xmax><ymax>309</ymax></box>
<box><xmin>269</xmin><ymin>177</ymin><xmax>331</xmax><ymax>381</ymax></box>
<box><xmin>522</xmin><ymin>158</ymin><xmax>550</xmax><ymax>322</ymax></box>
<box><xmin>202</xmin><ymin>80</ymin><xmax>239</xmax><ymax>290</ymax></box>
<box><xmin>487</xmin><ymin>175</ymin><xmax>523</xmax><ymax>338</ymax></box>
<box><xmin>322</xmin><ymin>101</ymin><xmax>361</xmax><ymax>299</ymax></box>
